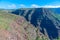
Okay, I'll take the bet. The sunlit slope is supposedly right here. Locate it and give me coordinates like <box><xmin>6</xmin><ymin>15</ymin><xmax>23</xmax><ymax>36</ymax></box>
<box><xmin>0</xmin><ymin>11</ymin><xmax>18</xmax><ymax>30</ymax></box>
<box><xmin>48</xmin><ymin>8</ymin><xmax>60</xmax><ymax>20</ymax></box>
<box><xmin>0</xmin><ymin>10</ymin><xmax>48</xmax><ymax>40</ymax></box>
<box><xmin>53</xmin><ymin>13</ymin><xmax>60</xmax><ymax>20</ymax></box>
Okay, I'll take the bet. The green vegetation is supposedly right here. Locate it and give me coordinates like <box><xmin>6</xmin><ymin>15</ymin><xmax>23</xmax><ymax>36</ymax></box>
<box><xmin>0</xmin><ymin>10</ymin><xmax>60</xmax><ymax>40</ymax></box>
<box><xmin>0</xmin><ymin>10</ymin><xmax>19</xmax><ymax>30</ymax></box>
<box><xmin>53</xmin><ymin>13</ymin><xmax>60</xmax><ymax>20</ymax></box>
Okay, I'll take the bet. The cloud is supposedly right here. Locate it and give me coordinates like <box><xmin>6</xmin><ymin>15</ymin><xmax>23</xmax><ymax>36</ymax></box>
<box><xmin>19</xmin><ymin>4</ymin><xmax>41</xmax><ymax>8</ymax></box>
<box><xmin>30</xmin><ymin>4</ymin><xmax>60</xmax><ymax>8</ymax></box>
<box><xmin>0</xmin><ymin>0</ymin><xmax>17</xmax><ymax>9</ymax></box>
<box><xmin>8</xmin><ymin>4</ymin><xmax>16</xmax><ymax>9</ymax></box>
<box><xmin>31</xmin><ymin>4</ymin><xmax>40</xmax><ymax>8</ymax></box>
<box><xmin>42</xmin><ymin>1</ymin><xmax>60</xmax><ymax>8</ymax></box>
<box><xmin>42</xmin><ymin>5</ymin><xmax>60</xmax><ymax>8</ymax></box>
<box><xmin>20</xmin><ymin>4</ymin><xmax>26</xmax><ymax>8</ymax></box>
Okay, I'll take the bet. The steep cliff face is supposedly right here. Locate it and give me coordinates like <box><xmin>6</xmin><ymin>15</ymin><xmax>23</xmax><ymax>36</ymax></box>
<box><xmin>0</xmin><ymin>11</ymin><xmax>49</xmax><ymax>40</ymax></box>
<box><xmin>11</xmin><ymin>8</ymin><xmax>60</xmax><ymax>40</ymax></box>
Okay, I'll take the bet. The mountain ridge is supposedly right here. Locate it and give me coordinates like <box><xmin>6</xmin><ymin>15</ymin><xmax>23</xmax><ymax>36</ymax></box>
<box><xmin>11</xmin><ymin>8</ymin><xmax>60</xmax><ymax>40</ymax></box>
<box><xmin>0</xmin><ymin>11</ymin><xmax>50</xmax><ymax>40</ymax></box>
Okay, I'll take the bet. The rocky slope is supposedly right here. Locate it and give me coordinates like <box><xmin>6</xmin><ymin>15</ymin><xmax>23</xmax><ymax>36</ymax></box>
<box><xmin>11</xmin><ymin>8</ymin><xmax>60</xmax><ymax>40</ymax></box>
<box><xmin>0</xmin><ymin>10</ymin><xmax>49</xmax><ymax>40</ymax></box>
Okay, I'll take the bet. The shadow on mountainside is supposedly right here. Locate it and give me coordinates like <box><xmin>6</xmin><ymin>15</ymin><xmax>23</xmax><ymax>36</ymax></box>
<box><xmin>11</xmin><ymin>8</ymin><xmax>59</xmax><ymax>39</ymax></box>
<box><xmin>40</xmin><ymin>16</ymin><xmax>58</xmax><ymax>39</ymax></box>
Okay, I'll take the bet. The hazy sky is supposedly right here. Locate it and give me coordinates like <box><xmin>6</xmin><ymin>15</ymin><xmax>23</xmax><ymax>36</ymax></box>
<box><xmin>0</xmin><ymin>0</ymin><xmax>60</xmax><ymax>9</ymax></box>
